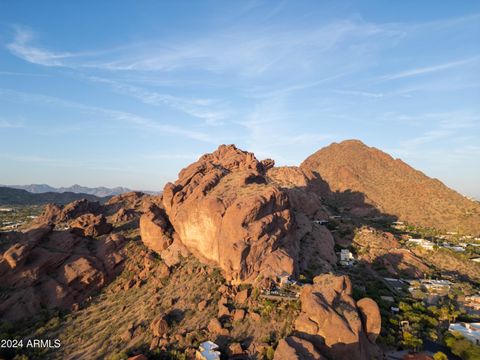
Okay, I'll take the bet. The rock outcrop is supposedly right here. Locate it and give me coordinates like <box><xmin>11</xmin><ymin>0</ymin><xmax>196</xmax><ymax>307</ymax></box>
<box><xmin>70</xmin><ymin>213</ymin><xmax>112</xmax><ymax>237</ymax></box>
<box><xmin>139</xmin><ymin>204</ymin><xmax>173</xmax><ymax>254</ymax></box>
<box><xmin>0</xmin><ymin>226</ymin><xmax>125</xmax><ymax>321</ymax></box>
<box><xmin>284</xmin><ymin>274</ymin><xmax>381</xmax><ymax>360</ymax></box>
<box><xmin>161</xmin><ymin>145</ymin><xmax>298</xmax><ymax>283</ymax></box>
<box><xmin>274</xmin><ymin>336</ymin><xmax>326</xmax><ymax>360</ymax></box>
<box><xmin>36</xmin><ymin>199</ymin><xmax>103</xmax><ymax>225</ymax></box>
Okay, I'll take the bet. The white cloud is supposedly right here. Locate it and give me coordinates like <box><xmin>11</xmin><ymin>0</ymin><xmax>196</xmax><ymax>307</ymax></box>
<box><xmin>88</xmin><ymin>77</ymin><xmax>230</xmax><ymax>125</ymax></box>
<box><xmin>6</xmin><ymin>27</ymin><xmax>77</xmax><ymax>67</ymax></box>
<box><xmin>380</xmin><ymin>56</ymin><xmax>479</xmax><ymax>81</ymax></box>
<box><xmin>0</xmin><ymin>88</ymin><xmax>214</xmax><ymax>142</ymax></box>
<box><xmin>333</xmin><ymin>89</ymin><xmax>385</xmax><ymax>98</ymax></box>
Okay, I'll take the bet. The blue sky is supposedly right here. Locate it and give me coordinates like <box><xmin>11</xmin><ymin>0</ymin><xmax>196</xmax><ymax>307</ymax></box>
<box><xmin>0</xmin><ymin>1</ymin><xmax>479</xmax><ymax>197</ymax></box>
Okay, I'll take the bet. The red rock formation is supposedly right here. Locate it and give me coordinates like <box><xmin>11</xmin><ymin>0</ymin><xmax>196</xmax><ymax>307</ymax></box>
<box><xmin>162</xmin><ymin>145</ymin><xmax>298</xmax><ymax>283</ymax></box>
<box><xmin>291</xmin><ymin>274</ymin><xmax>382</xmax><ymax>360</ymax></box>
<box><xmin>0</xmin><ymin>225</ymin><xmax>125</xmax><ymax>321</ymax></box>
<box><xmin>274</xmin><ymin>336</ymin><xmax>326</xmax><ymax>360</ymax></box>
<box><xmin>139</xmin><ymin>204</ymin><xmax>173</xmax><ymax>254</ymax></box>
<box><xmin>150</xmin><ymin>314</ymin><xmax>170</xmax><ymax>337</ymax></box>
<box><xmin>357</xmin><ymin>298</ymin><xmax>381</xmax><ymax>342</ymax></box>
<box><xmin>70</xmin><ymin>213</ymin><xmax>112</xmax><ymax>237</ymax></box>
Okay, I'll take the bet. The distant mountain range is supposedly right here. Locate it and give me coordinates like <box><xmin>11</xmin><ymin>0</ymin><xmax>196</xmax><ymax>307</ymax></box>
<box><xmin>0</xmin><ymin>186</ymin><xmax>109</xmax><ymax>205</ymax></box>
<box><xmin>3</xmin><ymin>184</ymin><xmax>135</xmax><ymax>197</ymax></box>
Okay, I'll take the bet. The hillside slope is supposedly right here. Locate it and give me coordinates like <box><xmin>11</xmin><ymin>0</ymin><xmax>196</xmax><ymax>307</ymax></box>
<box><xmin>0</xmin><ymin>187</ymin><xmax>109</xmax><ymax>205</ymax></box>
<box><xmin>300</xmin><ymin>140</ymin><xmax>480</xmax><ymax>234</ymax></box>
<box><xmin>5</xmin><ymin>184</ymin><xmax>132</xmax><ymax>197</ymax></box>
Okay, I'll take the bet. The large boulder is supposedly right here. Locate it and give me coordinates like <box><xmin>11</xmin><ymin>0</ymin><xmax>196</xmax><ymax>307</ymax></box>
<box><xmin>139</xmin><ymin>204</ymin><xmax>173</xmax><ymax>254</ymax></box>
<box><xmin>70</xmin><ymin>213</ymin><xmax>112</xmax><ymax>237</ymax></box>
<box><xmin>274</xmin><ymin>336</ymin><xmax>326</xmax><ymax>360</ymax></box>
<box><xmin>150</xmin><ymin>314</ymin><xmax>170</xmax><ymax>337</ymax></box>
<box><xmin>357</xmin><ymin>298</ymin><xmax>381</xmax><ymax>343</ymax></box>
<box><xmin>293</xmin><ymin>274</ymin><xmax>382</xmax><ymax>360</ymax></box>
<box><xmin>162</xmin><ymin>145</ymin><xmax>297</xmax><ymax>283</ymax></box>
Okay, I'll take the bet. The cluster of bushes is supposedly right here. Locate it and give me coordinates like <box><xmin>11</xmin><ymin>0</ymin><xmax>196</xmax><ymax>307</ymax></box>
<box><xmin>444</xmin><ymin>332</ymin><xmax>480</xmax><ymax>360</ymax></box>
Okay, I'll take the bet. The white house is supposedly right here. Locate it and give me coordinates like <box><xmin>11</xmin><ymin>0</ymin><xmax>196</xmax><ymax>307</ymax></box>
<box><xmin>339</xmin><ymin>249</ymin><xmax>354</xmax><ymax>266</ymax></box>
<box><xmin>421</xmin><ymin>279</ymin><xmax>451</xmax><ymax>292</ymax></box>
<box><xmin>407</xmin><ymin>239</ymin><xmax>435</xmax><ymax>250</ymax></box>
<box><xmin>448</xmin><ymin>323</ymin><xmax>480</xmax><ymax>346</ymax></box>
<box><xmin>277</xmin><ymin>272</ymin><xmax>296</xmax><ymax>286</ymax></box>
<box><xmin>196</xmin><ymin>341</ymin><xmax>221</xmax><ymax>360</ymax></box>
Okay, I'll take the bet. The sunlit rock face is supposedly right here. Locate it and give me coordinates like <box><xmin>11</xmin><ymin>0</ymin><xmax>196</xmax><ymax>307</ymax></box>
<box><xmin>162</xmin><ymin>144</ymin><xmax>298</xmax><ymax>283</ymax></box>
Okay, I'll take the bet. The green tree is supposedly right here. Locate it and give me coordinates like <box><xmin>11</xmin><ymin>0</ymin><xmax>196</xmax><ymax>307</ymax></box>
<box><xmin>401</xmin><ymin>331</ymin><xmax>423</xmax><ymax>351</ymax></box>
<box><xmin>433</xmin><ymin>352</ymin><xmax>448</xmax><ymax>360</ymax></box>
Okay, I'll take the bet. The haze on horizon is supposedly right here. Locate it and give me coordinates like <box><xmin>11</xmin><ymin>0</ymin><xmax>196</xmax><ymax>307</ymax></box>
<box><xmin>0</xmin><ymin>1</ymin><xmax>479</xmax><ymax>199</ymax></box>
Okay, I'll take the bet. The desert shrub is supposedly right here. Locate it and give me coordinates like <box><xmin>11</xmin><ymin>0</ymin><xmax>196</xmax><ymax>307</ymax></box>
<box><xmin>265</xmin><ymin>346</ymin><xmax>275</xmax><ymax>360</ymax></box>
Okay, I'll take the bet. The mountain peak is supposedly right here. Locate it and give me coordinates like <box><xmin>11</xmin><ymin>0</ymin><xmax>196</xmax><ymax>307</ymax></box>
<box><xmin>336</xmin><ymin>139</ymin><xmax>368</xmax><ymax>147</ymax></box>
<box><xmin>301</xmin><ymin>141</ymin><xmax>480</xmax><ymax>233</ymax></box>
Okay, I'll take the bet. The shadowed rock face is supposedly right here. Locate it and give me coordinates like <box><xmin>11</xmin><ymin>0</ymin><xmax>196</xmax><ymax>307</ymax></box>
<box><xmin>274</xmin><ymin>336</ymin><xmax>326</xmax><ymax>360</ymax></box>
<box><xmin>291</xmin><ymin>274</ymin><xmax>382</xmax><ymax>360</ymax></box>
<box><xmin>0</xmin><ymin>226</ymin><xmax>125</xmax><ymax>321</ymax></box>
<box><xmin>354</xmin><ymin>228</ymin><xmax>429</xmax><ymax>278</ymax></box>
<box><xmin>162</xmin><ymin>145</ymin><xmax>298</xmax><ymax>283</ymax></box>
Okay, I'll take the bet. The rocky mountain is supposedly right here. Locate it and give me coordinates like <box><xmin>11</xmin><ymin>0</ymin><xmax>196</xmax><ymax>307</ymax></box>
<box><xmin>158</xmin><ymin>145</ymin><xmax>335</xmax><ymax>283</ymax></box>
<box><xmin>0</xmin><ymin>186</ymin><xmax>109</xmax><ymax>205</ymax></box>
<box><xmin>301</xmin><ymin>139</ymin><xmax>480</xmax><ymax>234</ymax></box>
<box><xmin>1</xmin><ymin>142</ymin><xmax>478</xmax><ymax>360</ymax></box>
<box><xmin>5</xmin><ymin>184</ymin><xmax>134</xmax><ymax>197</ymax></box>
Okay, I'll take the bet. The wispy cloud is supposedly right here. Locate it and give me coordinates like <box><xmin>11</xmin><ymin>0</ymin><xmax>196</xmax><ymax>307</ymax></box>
<box><xmin>0</xmin><ymin>70</ymin><xmax>48</xmax><ymax>77</ymax></box>
<box><xmin>333</xmin><ymin>89</ymin><xmax>385</xmax><ymax>98</ymax></box>
<box><xmin>6</xmin><ymin>27</ymin><xmax>78</xmax><ymax>67</ymax></box>
<box><xmin>5</xmin><ymin>19</ymin><xmax>399</xmax><ymax>79</ymax></box>
<box><xmin>88</xmin><ymin>77</ymin><xmax>230</xmax><ymax>125</ymax></box>
<box><xmin>395</xmin><ymin>111</ymin><xmax>479</xmax><ymax>149</ymax></box>
<box><xmin>0</xmin><ymin>118</ymin><xmax>23</xmax><ymax>128</ymax></box>
<box><xmin>0</xmin><ymin>88</ymin><xmax>214</xmax><ymax>142</ymax></box>
<box><xmin>380</xmin><ymin>56</ymin><xmax>479</xmax><ymax>81</ymax></box>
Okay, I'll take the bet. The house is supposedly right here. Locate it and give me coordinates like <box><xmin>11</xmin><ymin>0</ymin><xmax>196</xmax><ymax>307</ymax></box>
<box><xmin>196</xmin><ymin>341</ymin><xmax>221</xmax><ymax>360</ymax></box>
<box><xmin>420</xmin><ymin>279</ymin><xmax>451</xmax><ymax>292</ymax></box>
<box><xmin>339</xmin><ymin>249</ymin><xmax>354</xmax><ymax>266</ymax></box>
<box><xmin>277</xmin><ymin>272</ymin><xmax>296</xmax><ymax>286</ymax></box>
<box><xmin>448</xmin><ymin>322</ymin><xmax>480</xmax><ymax>346</ymax></box>
<box><xmin>443</xmin><ymin>244</ymin><xmax>465</xmax><ymax>252</ymax></box>
<box><xmin>461</xmin><ymin>294</ymin><xmax>480</xmax><ymax>314</ymax></box>
<box><xmin>407</xmin><ymin>239</ymin><xmax>434</xmax><ymax>250</ymax></box>
<box><xmin>392</xmin><ymin>221</ymin><xmax>406</xmax><ymax>230</ymax></box>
